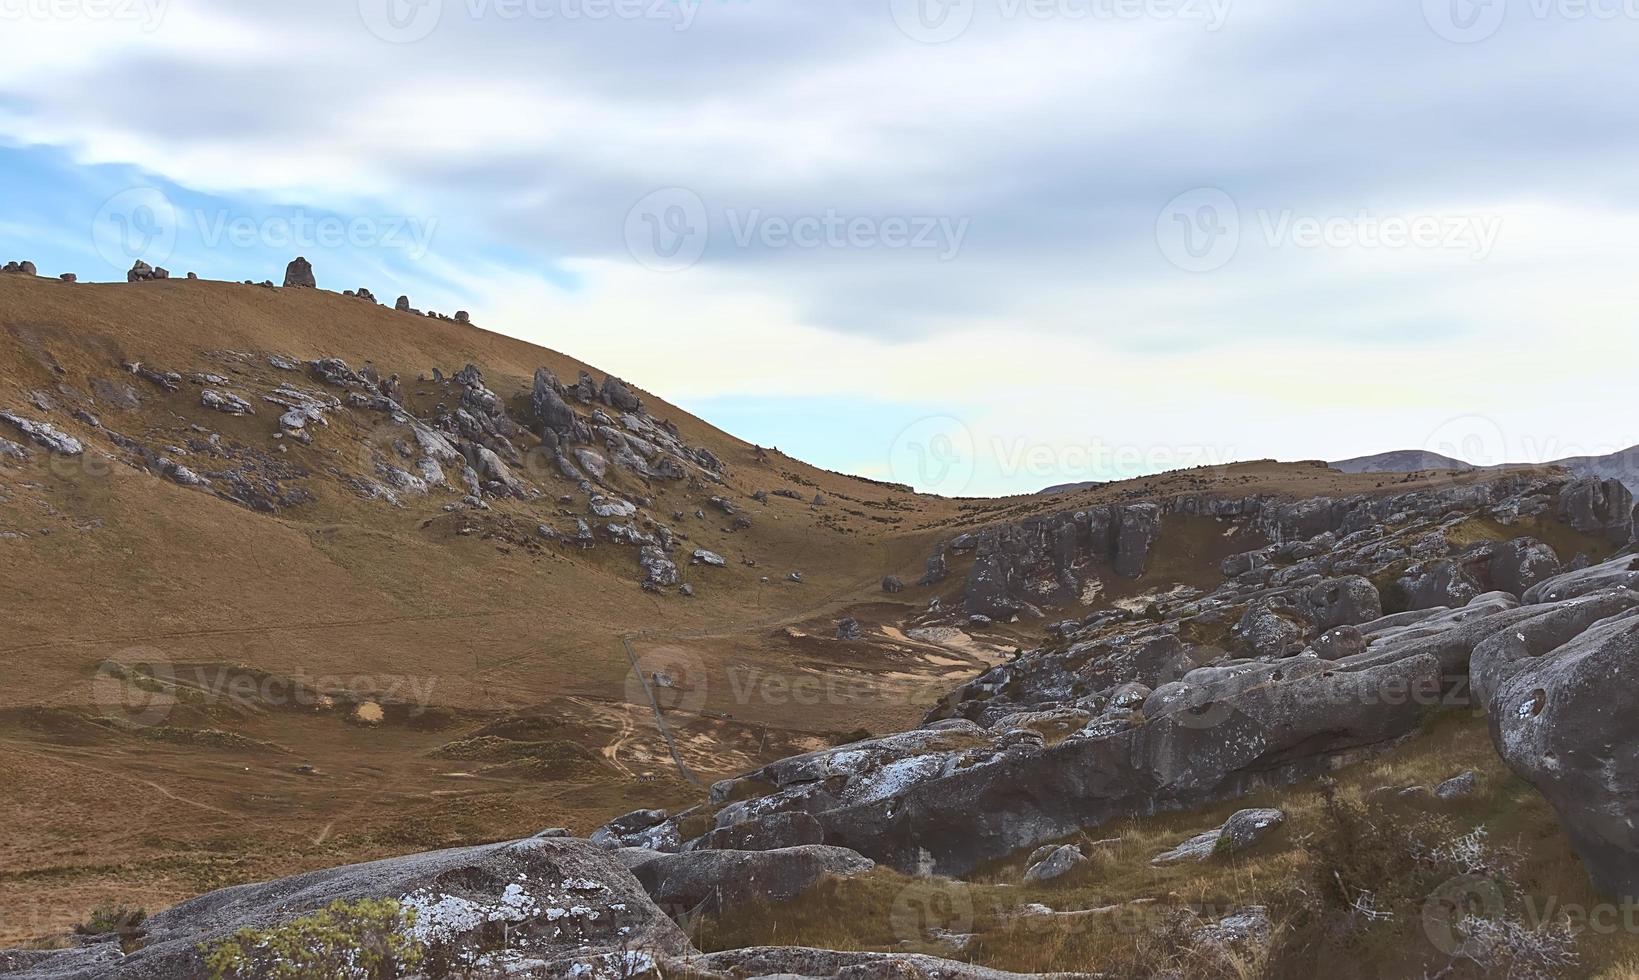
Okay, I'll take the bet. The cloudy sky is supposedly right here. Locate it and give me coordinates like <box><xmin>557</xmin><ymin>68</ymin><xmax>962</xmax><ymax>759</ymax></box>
<box><xmin>1</xmin><ymin>0</ymin><xmax>1635</xmax><ymax>495</ymax></box>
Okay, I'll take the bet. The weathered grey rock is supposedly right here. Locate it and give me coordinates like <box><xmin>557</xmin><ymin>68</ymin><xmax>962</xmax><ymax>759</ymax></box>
<box><xmin>1560</xmin><ymin>477</ymin><xmax>1635</xmax><ymax>544</ymax></box>
<box><xmin>0</xmin><ymin>838</ymin><xmax>688</xmax><ymax>980</ymax></box>
<box><xmin>0</xmin><ymin>412</ymin><xmax>82</xmax><ymax>455</ymax></box>
<box><xmin>395</xmin><ymin>295</ymin><xmax>411</xmax><ymax>311</ymax></box>
<box><xmin>199</xmin><ymin>389</ymin><xmax>255</xmax><ymax>416</ymax></box>
<box><xmin>1471</xmin><ymin>588</ymin><xmax>1639</xmax><ymax>709</ymax></box>
<box><xmin>617</xmin><ymin>845</ymin><xmax>873</xmax><ymax>918</ymax></box>
<box><xmin>591</xmin><ymin>809</ymin><xmax>675</xmax><ymax>851</ymax></box>
<box><xmin>1400</xmin><ymin>558</ymin><xmax>1486</xmax><ymax>611</ymax></box>
<box><xmin>1304</xmin><ymin>575</ymin><xmax>1382</xmax><ymax>631</ymax></box>
<box><xmin>921</xmin><ymin>545</ymin><xmax>950</xmax><ymax>585</ymax></box>
<box><xmin>692</xmin><ymin>946</ymin><xmax>1092</xmax><ymax>980</ymax></box>
<box><xmin>1114</xmin><ymin>503</ymin><xmax>1162</xmax><ymax>578</ymax></box>
<box><xmin>1191</xmin><ymin>906</ymin><xmax>1272</xmax><ymax>952</ymax></box>
<box><xmin>1313</xmin><ymin>624</ymin><xmax>1366</xmax><ymax>661</ymax></box>
<box><xmin>692</xmin><ymin>549</ymin><xmax>726</xmax><ymax>567</ymax></box>
<box><xmin>640</xmin><ymin>547</ymin><xmax>680</xmax><ymax>589</ymax></box>
<box><xmin>282</xmin><ymin>256</ymin><xmax>315</xmax><ymax>288</ymax></box>
<box><xmin>701</xmin><ymin>812</ymin><xmax>825</xmax><ymax>852</ymax></box>
<box><xmin>1492</xmin><ymin>609</ymin><xmax>1639</xmax><ymax>898</ymax></box>
<box><xmin>1490</xmin><ymin>537</ymin><xmax>1563</xmax><ymax>598</ymax></box>
<box><xmin>1524</xmin><ymin>555</ymin><xmax>1639</xmax><ymax>604</ymax></box>
<box><xmin>1235</xmin><ymin>601</ymin><xmax>1306</xmax><ymax>658</ymax></box>
<box><xmin>1151</xmin><ymin>809</ymin><xmax>1284</xmax><ymax>864</ymax></box>
<box><xmin>532</xmin><ymin>368</ymin><xmax>577</xmax><ymax>435</ymax></box>
<box><xmin>590</xmin><ymin>494</ymin><xmax>637</xmax><ymax>519</ymax></box>
<box><xmin>600</xmin><ymin>375</ymin><xmax>642</xmax><ymax>412</ymax></box>
<box><xmin>883</xmin><ymin>575</ymin><xmax>906</xmax><ymax>594</ymax></box>
<box><xmin>1434</xmin><ymin>771</ymin><xmax>1477</xmax><ymax>800</ymax></box>
<box><xmin>837</xmin><ymin>617</ymin><xmax>862</xmax><ymax>641</ymax></box>
<box><xmin>1023</xmin><ymin>843</ymin><xmax>1085</xmax><ymax>882</ymax></box>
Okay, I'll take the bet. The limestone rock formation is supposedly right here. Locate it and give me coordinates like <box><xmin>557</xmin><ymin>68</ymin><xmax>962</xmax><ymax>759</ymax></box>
<box><xmin>282</xmin><ymin>255</ymin><xmax>316</xmax><ymax>288</ymax></box>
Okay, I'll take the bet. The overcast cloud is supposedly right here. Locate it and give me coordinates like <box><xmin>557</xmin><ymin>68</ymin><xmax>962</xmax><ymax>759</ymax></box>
<box><xmin>1</xmin><ymin>0</ymin><xmax>1635</xmax><ymax>494</ymax></box>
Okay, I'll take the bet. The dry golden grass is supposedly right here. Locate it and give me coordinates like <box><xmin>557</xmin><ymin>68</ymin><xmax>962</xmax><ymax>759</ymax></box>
<box><xmin>0</xmin><ymin>274</ymin><xmax>1596</xmax><ymax>948</ymax></box>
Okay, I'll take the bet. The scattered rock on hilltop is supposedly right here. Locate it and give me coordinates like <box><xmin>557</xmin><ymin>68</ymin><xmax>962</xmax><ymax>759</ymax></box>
<box><xmin>283</xmin><ymin>256</ymin><xmax>316</xmax><ymax>288</ymax></box>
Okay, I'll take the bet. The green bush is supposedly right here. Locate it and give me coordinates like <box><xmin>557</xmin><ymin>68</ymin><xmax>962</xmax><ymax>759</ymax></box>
<box><xmin>200</xmin><ymin>898</ymin><xmax>423</xmax><ymax>980</ymax></box>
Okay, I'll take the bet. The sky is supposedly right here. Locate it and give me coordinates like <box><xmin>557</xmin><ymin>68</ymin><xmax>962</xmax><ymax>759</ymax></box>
<box><xmin>1</xmin><ymin>0</ymin><xmax>1636</xmax><ymax>496</ymax></box>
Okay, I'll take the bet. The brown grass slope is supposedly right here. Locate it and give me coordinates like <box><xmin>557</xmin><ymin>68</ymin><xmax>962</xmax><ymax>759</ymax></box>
<box><xmin>0</xmin><ymin>274</ymin><xmax>1585</xmax><ymax>949</ymax></box>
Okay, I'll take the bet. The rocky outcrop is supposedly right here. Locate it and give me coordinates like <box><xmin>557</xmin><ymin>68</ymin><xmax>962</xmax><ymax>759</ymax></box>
<box><xmin>653</xmin><ymin>474</ymin><xmax>1634</xmax><ymax>881</ymax></box>
<box><xmin>0</xmin><ymin>412</ymin><xmax>83</xmax><ymax>455</ymax></box>
<box><xmin>282</xmin><ymin>256</ymin><xmax>315</xmax><ymax>288</ymax></box>
<box><xmin>0</xmin><ymin>838</ymin><xmax>689</xmax><ymax>980</ymax></box>
<box><xmin>616</xmin><ymin>845</ymin><xmax>873</xmax><ymax>918</ymax></box>
<box><xmin>126</xmin><ymin>260</ymin><xmax>169</xmax><ymax>282</ymax></box>
<box><xmin>600</xmin><ymin>375</ymin><xmax>642</xmax><ymax>413</ymax></box>
<box><xmin>1559</xmin><ymin>476</ymin><xmax>1634</xmax><ymax>544</ymax></box>
<box><xmin>1491</xmin><ymin>609</ymin><xmax>1639</xmax><ymax>899</ymax></box>
<box><xmin>953</xmin><ymin>504</ymin><xmax>1162</xmax><ymax>620</ymax></box>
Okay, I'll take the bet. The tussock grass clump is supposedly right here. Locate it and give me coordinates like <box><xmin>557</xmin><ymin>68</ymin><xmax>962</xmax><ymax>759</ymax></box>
<box><xmin>200</xmin><ymin>898</ymin><xmax>421</xmax><ymax>980</ymax></box>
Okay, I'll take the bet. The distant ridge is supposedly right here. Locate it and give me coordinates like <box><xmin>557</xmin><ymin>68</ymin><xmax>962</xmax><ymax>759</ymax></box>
<box><xmin>1329</xmin><ymin>445</ymin><xmax>1639</xmax><ymax>493</ymax></box>
<box><xmin>1329</xmin><ymin>450</ymin><xmax>1475</xmax><ymax>474</ymax></box>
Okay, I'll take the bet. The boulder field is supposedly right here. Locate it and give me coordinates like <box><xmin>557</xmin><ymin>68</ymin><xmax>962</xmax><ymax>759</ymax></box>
<box><xmin>8</xmin><ymin>473</ymin><xmax>1639</xmax><ymax>977</ymax></box>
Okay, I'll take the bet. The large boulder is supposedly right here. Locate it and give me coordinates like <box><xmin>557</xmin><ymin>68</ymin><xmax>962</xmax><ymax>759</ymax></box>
<box><xmin>600</xmin><ymin>375</ymin><xmax>643</xmax><ymax>412</ymax></box>
<box><xmin>1471</xmin><ymin>588</ymin><xmax>1639</xmax><ymax>709</ymax></box>
<box><xmin>701</xmin><ymin>812</ymin><xmax>825</xmax><ymax>852</ymax></box>
<box><xmin>1559</xmin><ymin>477</ymin><xmax>1635</xmax><ymax>544</ymax></box>
<box><xmin>0</xmin><ymin>838</ymin><xmax>689</xmax><ymax>980</ymax></box>
<box><xmin>616</xmin><ymin>845</ymin><xmax>873</xmax><ymax>918</ymax></box>
<box><xmin>1151</xmin><ymin>808</ymin><xmax>1285</xmax><ymax>864</ymax></box>
<box><xmin>532</xmin><ymin>368</ymin><xmax>577</xmax><ymax>435</ymax></box>
<box><xmin>1491</xmin><ymin>609</ymin><xmax>1639</xmax><ymax>899</ymax></box>
<box><xmin>1304</xmin><ymin>575</ymin><xmax>1382</xmax><ymax>631</ymax></box>
<box><xmin>282</xmin><ymin>256</ymin><xmax>316</xmax><ymax>288</ymax></box>
<box><xmin>1524</xmin><ymin>554</ymin><xmax>1639</xmax><ymax>604</ymax></box>
<box><xmin>1489</xmin><ymin>537</ymin><xmax>1563</xmax><ymax>598</ymax></box>
<box><xmin>1113</xmin><ymin>503</ymin><xmax>1161</xmax><ymax>578</ymax></box>
<box><xmin>1234</xmin><ymin>601</ymin><xmax>1307</xmax><ymax>658</ymax></box>
<box><xmin>1400</xmin><ymin>558</ymin><xmax>1485</xmax><ymax>611</ymax></box>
